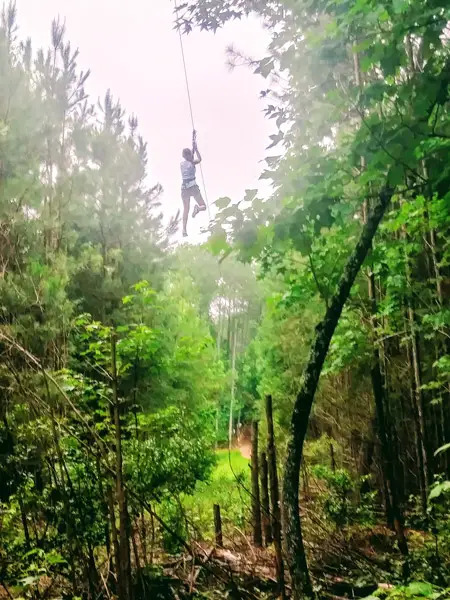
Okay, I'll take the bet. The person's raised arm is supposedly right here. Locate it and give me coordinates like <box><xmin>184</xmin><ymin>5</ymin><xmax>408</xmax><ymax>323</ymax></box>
<box><xmin>192</xmin><ymin>143</ymin><xmax>202</xmax><ymax>164</ymax></box>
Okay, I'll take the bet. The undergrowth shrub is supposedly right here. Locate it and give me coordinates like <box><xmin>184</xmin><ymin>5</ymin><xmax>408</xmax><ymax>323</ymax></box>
<box><xmin>312</xmin><ymin>465</ymin><xmax>376</xmax><ymax>527</ymax></box>
<box><xmin>159</xmin><ymin>500</ymin><xmax>187</xmax><ymax>555</ymax></box>
<box><xmin>407</xmin><ymin>478</ymin><xmax>450</xmax><ymax>587</ymax></box>
<box><xmin>365</xmin><ymin>581</ymin><xmax>450</xmax><ymax>599</ymax></box>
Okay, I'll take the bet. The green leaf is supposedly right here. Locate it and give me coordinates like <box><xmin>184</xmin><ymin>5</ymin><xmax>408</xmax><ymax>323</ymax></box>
<box><xmin>214</xmin><ymin>196</ymin><xmax>232</xmax><ymax>210</ymax></box>
<box><xmin>435</xmin><ymin>442</ymin><xmax>450</xmax><ymax>456</ymax></box>
<box><xmin>429</xmin><ymin>481</ymin><xmax>450</xmax><ymax>500</ymax></box>
<box><xmin>406</xmin><ymin>581</ymin><xmax>434</xmax><ymax>596</ymax></box>
<box><xmin>19</xmin><ymin>575</ymin><xmax>40</xmax><ymax>587</ymax></box>
<box><xmin>244</xmin><ymin>189</ymin><xmax>257</xmax><ymax>203</ymax></box>
<box><xmin>387</xmin><ymin>164</ymin><xmax>404</xmax><ymax>186</ymax></box>
<box><xmin>392</xmin><ymin>0</ymin><xmax>408</xmax><ymax>14</ymax></box>
<box><xmin>45</xmin><ymin>551</ymin><xmax>67</xmax><ymax>566</ymax></box>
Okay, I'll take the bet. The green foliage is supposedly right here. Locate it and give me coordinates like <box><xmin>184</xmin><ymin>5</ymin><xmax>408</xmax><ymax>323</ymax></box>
<box><xmin>0</xmin><ymin>10</ymin><xmax>232</xmax><ymax>584</ymax></box>
<box><xmin>304</xmin><ymin>435</ymin><xmax>344</xmax><ymax>468</ymax></box>
<box><xmin>159</xmin><ymin>500</ymin><xmax>187</xmax><ymax>555</ymax></box>
<box><xmin>125</xmin><ymin>406</ymin><xmax>216</xmax><ymax>500</ymax></box>
<box><xmin>367</xmin><ymin>581</ymin><xmax>450</xmax><ymax>599</ymax></box>
<box><xmin>429</xmin><ymin>480</ymin><xmax>450</xmax><ymax>502</ymax></box>
<box><xmin>9</xmin><ymin>548</ymin><xmax>68</xmax><ymax>600</ymax></box>
<box><xmin>183</xmin><ymin>5</ymin><xmax>450</xmax><ymax>593</ymax></box>
<box><xmin>1</xmin><ymin>0</ymin><xmax>450</xmax><ymax>597</ymax></box>
<box><xmin>312</xmin><ymin>465</ymin><xmax>376</xmax><ymax>527</ymax></box>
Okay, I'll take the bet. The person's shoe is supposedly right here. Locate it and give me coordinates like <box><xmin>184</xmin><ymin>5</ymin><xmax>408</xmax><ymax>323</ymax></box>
<box><xmin>192</xmin><ymin>205</ymin><xmax>206</xmax><ymax>218</ymax></box>
<box><xmin>182</xmin><ymin>230</ymin><xmax>188</xmax><ymax>237</ymax></box>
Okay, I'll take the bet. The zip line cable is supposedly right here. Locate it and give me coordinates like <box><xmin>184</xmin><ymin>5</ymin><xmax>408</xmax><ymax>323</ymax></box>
<box><xmin>175</xmin><ymin>0</ymin><xmax>195</xmax><ymax>133</ymax></box>
<box><xmin>174</xmin><ymin>0</ymin><xmax>211</xmax><ymax>221</ymax></box>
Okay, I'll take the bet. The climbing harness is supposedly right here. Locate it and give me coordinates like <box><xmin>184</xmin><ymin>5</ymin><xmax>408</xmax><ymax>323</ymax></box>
<box><xmin>174</xmin><ymin>0</ymin><xmax>211</xmax><ymax>221</ymax></box>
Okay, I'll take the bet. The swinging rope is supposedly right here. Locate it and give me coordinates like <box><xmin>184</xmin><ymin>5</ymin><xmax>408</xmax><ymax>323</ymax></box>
<box><xmin>174</xmin><ymin>0</ymin><xmax>211</xmax><ymax>220</ymax></box>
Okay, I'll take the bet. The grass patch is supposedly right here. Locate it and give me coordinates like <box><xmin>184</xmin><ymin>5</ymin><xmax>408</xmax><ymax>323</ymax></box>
<box><xmin>182</xmin><ymin>449</ymin><xmax>251</xmax><ymax>542</ymax></box>
<box><xmin>211</xmin><ymin>449</ymin><xmax>250</xmax><ymax>480</ymax></box>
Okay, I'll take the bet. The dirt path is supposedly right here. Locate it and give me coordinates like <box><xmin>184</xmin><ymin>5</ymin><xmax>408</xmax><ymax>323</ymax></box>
<box><xmin>238</xmin><ymin>439</ymin><xmax>251</xmax><ymax>459</ymax></box>
<box><xmin>236</xmin><ymin>425</ymin><xmax>252</xmax><ymax>459</ymax></box>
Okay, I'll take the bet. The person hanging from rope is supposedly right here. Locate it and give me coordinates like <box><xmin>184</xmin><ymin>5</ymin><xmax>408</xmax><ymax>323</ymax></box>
<box><xmin>180</xmin><ymin>130</ymin><xmax>206</xmax><ymax>237</ymax></box>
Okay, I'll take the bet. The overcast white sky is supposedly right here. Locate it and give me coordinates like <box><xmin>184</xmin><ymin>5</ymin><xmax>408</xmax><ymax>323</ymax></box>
<box><xmin>14</xmin><ymin>0</ymin><xmax>274</xmax><ymax>242</ymax></box>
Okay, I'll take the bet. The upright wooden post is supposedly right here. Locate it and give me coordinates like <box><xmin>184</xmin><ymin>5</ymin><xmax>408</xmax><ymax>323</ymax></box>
<box><xmin>251</xmin><ymin>421</ymin><xmax>263</xmax><ymax>546</ymax></box>
<box><xmin>330</xmin><ymin>442</ymin><xmax>336</xmax><ymax>472</ymax></box>
<box><xmin>213</xmin><ymin>504</ymin><xmax>223</xmax><ymax>548</ymax></box>
<box><xmin>260</xmin><ymin>451</ymin><xmax>273</xmax><ymax>545</ymax></box>
<box><xmin>266</xmin><ymin>395</ymin><xmax>286</xmax><ymax>598</ymax></box>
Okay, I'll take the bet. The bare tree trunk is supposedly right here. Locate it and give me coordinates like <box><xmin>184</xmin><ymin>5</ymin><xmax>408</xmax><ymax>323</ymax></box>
<box><xmin>106</xmin><ymin>484</ymin><xmax>121</xmax><ymax>588</ymax></box>
<box><xmin>355</xmin><ymin>47</ymin><xmax>407</xmax><ymax>548</ymax></box>
<box><xmin>214</xmin><ymin>504</ymin><xmax>223</xmax><ymax>548</ymax></box>
<box><xmin>367</xmin><ymin>264</ymin><xmax>409</xmax><ymax>562</ymax></box>
<box><xmin>19</xmin><ymin>497</ymin><xmax>31</xmax><ymax>550</ymax></box>
<box><xmin>87</xmin><ymin>544</ymin><xmax>100</xmax><ymax>599</ymax></box>
<box><xmin>251</xmin><ymin>421</ymin><xmax>263</xmax><ymax>546</ymax></box>
<box><xmin>282</xmin><ymin>189</ymin><xmax>393</xmax><ymax>599</ymax></box>
<box><xmin>422</xmin><ymin>178</ymin><xmax>450</xmax><ymax>477</ymax></box>
<box><xmin>404</xmin><ymin>328</ymin><xmax>428</xmax><ymax>513</ymax></box>
<box><xmin>131</xmin><ymin>524</ymin><xmax>142</xmax><ymax>588</ymax></box>
<box><xmin>215</xmin><ymin>296</ymin><xmax>223</xmax><ymax>449</ymax></box>
<box><xmin>370</xmin><ymin>339</ymin><xmax>410</xmax><ymax>569</ymax></box>
<box><xmin>132</xmin><ymin>524</ymin><xmax>142</xmax><ymax>572</ymax></box>
<box><xmin>405</xmin><ymin>274</ymin><xmax>430</xmax><ymax>490</ymax></box>
<box><xmin>111</xmin><ymin>333</ymin><xmax>133</xmax><ymax>600</ymax></box>
<box><xmin>140</xmin><ymin>511</ymin><xmax>148</xmax><ymax>567</ymax></box>
<box><xmin>260</xmin><ymin>451</ymin><xmax>273</xmax><ymax>545</ymax></box>
<box><xmin>353</xmin><ymin>47</ymin><xmax>408</xmax><ymax>544</ymax></box>
<box><xmin>329</xmin><ymin>442</ymin><xmax>336</xmax><ymax>473</ymax></box>
<box><xmin>265</xmin><ymin>395</ymin><xmax>286</xmax><ymax>599</ymax></box>
<box><xmin>217</xmin><ymin>294</ymin><xmax>223</xmax><ymax>357</ymax></box>
<box><xmin>227</xmin><ymin>297</ymin><xmax>232</xmax><ymax>351</ymax></box>
<box><xmin>228</xmin><ymin>319</ymin><xmax>237</xmax><ymax>449</ymax></box>
<box><xmin>95</xmin><ymin>456</ymin><xmax>112</xmax><ymax>576</ymax></box>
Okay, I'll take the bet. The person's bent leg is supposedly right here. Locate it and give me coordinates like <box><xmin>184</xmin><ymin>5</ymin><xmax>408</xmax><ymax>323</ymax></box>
<box><xmin>192</xmin><ymin>186</ymin><xmax>207</xmax><ymax>218</ymax></box>
<box><xmin>182</xmin><ymin>191</ymin><xmax>190</xmax><ymax>236</ymax></box>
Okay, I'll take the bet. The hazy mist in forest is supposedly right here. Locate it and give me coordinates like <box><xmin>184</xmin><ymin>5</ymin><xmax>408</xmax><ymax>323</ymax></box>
<box><xmin>15</xmin><ymin>0</ymin><xmax>273</xmax><ymax>241</ymax></box>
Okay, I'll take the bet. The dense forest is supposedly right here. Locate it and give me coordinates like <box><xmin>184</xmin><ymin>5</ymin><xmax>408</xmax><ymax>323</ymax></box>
<box><xmin>0</xmin><ymin>1</ymin><xmax>449</xmax><ymax>600</ymax></box>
